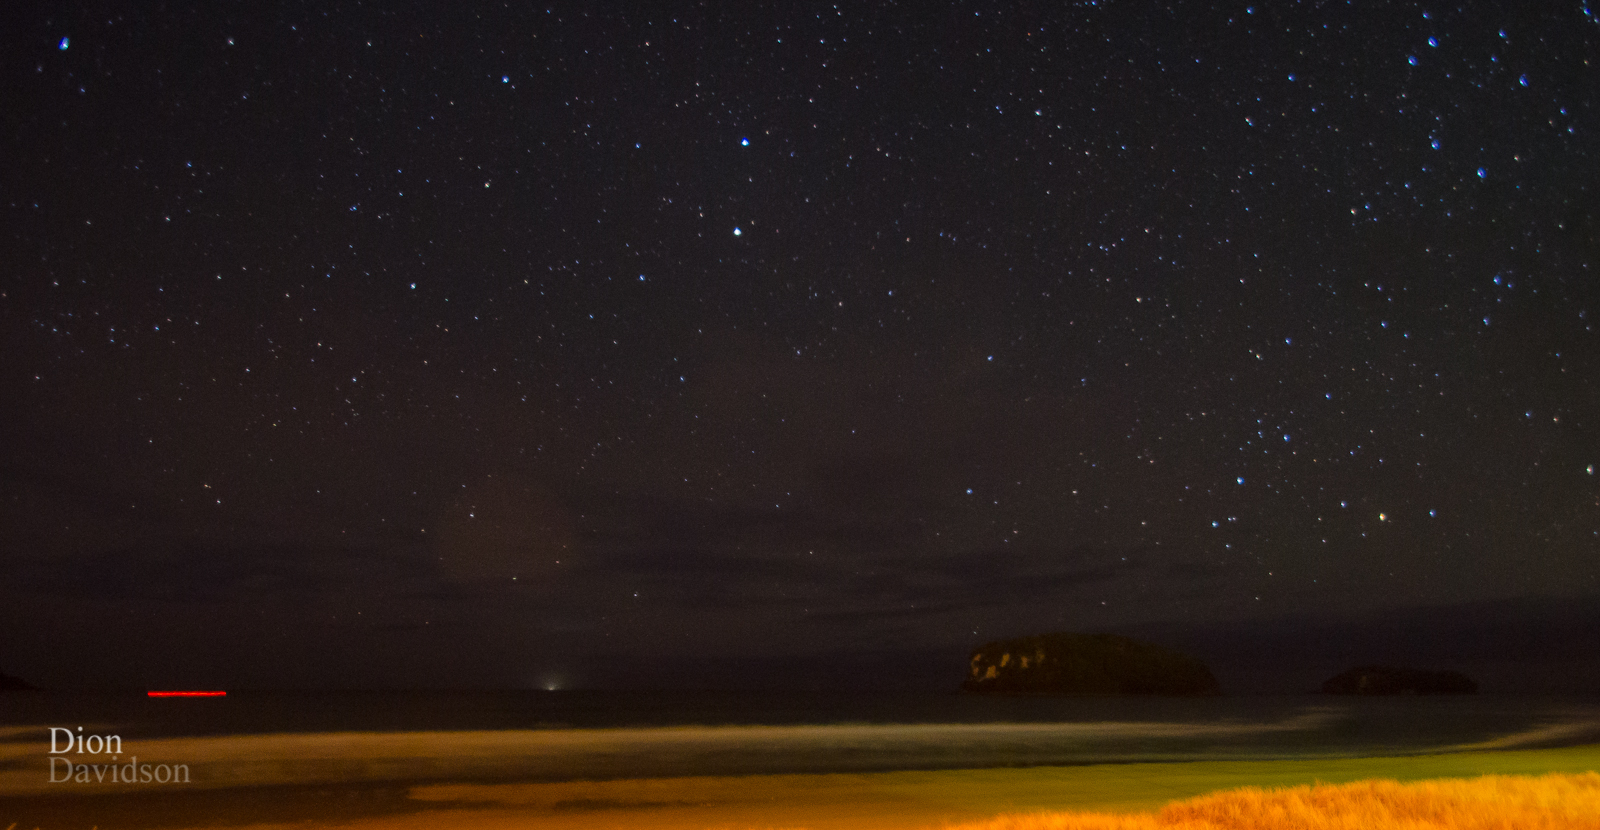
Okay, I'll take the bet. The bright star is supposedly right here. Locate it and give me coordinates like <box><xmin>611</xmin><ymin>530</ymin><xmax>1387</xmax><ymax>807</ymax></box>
<box><xmin>58</xmin><ymin>37</ymin><xmax>69</xmax><ymax>50</ymax></box>
<box><xmin>733</xmin><ymin>227</ymin><xmax>742</xmax><ymax>236</ymax></box>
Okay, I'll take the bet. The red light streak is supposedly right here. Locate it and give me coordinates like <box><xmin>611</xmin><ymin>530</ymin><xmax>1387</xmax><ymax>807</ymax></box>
<box><xmin>146</xmin><ymin>691</ymin><xmax>227</xmax><ymax>697</ymax></box>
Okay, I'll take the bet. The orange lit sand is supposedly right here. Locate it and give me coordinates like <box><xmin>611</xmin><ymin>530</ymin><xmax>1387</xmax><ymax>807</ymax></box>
<box><xmin>177</xmin><ymin>770</ymin><xmax>1600</xmax><ymax>830</ymax></box>
<box><xmin>136</xmin><ymin>767</ymin><xmax>1600</xmax><ymax>830</ymax></box>
<box><xmin>948</xmin><ymin>773</ymin><xmax>1600</xmax><ymax>830</ymax></box>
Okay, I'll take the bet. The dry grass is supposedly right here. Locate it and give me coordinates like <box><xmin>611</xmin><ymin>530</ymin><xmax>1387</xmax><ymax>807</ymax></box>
<box><xmin>949</xmin><ymin>772</ymin><xmax>1600</xmax><ymax>830</ymax></box>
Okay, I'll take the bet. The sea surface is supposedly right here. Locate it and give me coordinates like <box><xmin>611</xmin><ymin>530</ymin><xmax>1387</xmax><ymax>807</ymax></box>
<box><xmin>3</xmin><ymin>691</ymin><xmax>1599</xmax><ymax>790</ymax></box>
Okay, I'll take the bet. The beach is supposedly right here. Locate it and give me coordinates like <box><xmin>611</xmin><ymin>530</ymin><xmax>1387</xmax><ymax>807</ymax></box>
<box><xmin>6</xmin><ymin>693</ymin><xmax>1600</xmax><ymax>828</ymax></box>
<box><xmin>5</xmin><ymin>726</ymin><xmax>1599</xmax><ymax>829</ymax></box>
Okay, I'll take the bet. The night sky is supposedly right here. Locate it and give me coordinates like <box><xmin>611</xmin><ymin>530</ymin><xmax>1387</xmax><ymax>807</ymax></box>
<box><xmin>4</xmin><ymin>2</ymin><xmax>1600</xmax><ymax>692</ymax></box>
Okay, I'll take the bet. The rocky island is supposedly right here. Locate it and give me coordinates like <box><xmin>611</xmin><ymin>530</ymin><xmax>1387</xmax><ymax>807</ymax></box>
<box><xmin>962</xmin><ymin>632</ymin><xmax>1221</xmax><ymax>695</ymax></box>
<box><xmin>1321</xmin><ymin>665</ymin><xmax>1477</xmax><ymax>695</ymax></box>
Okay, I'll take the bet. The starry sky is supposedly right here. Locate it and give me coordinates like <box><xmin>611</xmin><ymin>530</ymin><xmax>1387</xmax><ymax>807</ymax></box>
<box><xmin>3</xmin><ymin>2</ymin><xmax>1599</xmax><ymax>692</ymax></box>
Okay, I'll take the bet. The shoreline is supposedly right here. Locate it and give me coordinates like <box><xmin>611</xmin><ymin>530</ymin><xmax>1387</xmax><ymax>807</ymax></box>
<box><xmin>4</xmin><ymin>743</ymin><xmax>1598</xmax><ymax>829</ymax></box>
<box><xmin>9</xmin><ymin>709</ymin><xmax>1600</xmax><ymax>797</ymax></box>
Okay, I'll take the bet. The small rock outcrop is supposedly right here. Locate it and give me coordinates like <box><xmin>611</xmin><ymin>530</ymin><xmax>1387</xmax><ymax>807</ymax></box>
<box><xmin>1321</xmin><ymin>665</ymin><xmax>1477</xmax><ymax>695</ymax></box>
<box><xmin>961</xmin><ymin>632</ymin><xmax>1221</xmax><ymax>695</ymax></box>
<box><xmin>0</xmin><ymin>669</ymin><xmax>35</xmax><ymax>691</ymax></box>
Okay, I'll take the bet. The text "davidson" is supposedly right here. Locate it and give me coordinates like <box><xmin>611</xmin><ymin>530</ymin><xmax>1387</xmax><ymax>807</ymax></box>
<box><xmin>49</xmin><ymin>727</ymin><xmax>190</xmax><ymax>784</ymax></box>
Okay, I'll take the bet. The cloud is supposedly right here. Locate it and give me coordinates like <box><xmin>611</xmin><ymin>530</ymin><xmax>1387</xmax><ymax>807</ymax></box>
<box><xmin>432</xmin><ymin>475</ymin><xmax>576</xmax><ymax>583</ymax></box>
<box><xmin>8</xmin><ymin>539</ymin><xmax>434</xmax><ymax>603</ymax></box>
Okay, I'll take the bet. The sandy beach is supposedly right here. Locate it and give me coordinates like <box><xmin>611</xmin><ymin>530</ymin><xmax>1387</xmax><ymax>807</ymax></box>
<box><xmin>4</xmin><ymin>725</ymin><xmax>1598</xmax><ymax>830</ymax></box>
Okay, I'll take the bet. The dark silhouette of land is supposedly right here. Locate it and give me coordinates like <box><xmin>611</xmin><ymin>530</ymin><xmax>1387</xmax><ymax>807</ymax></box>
<box><xmin>962</xmin><ymin>632</ymin><xmax>1221</xmax><ymax>695</ymax></box>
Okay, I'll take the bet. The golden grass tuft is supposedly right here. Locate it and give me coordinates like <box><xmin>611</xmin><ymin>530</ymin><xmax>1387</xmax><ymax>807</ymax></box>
<box><xmin>948</xmin><ymin>772</ymin><xmax>1600</xmax><ymax>830</ymax></box>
